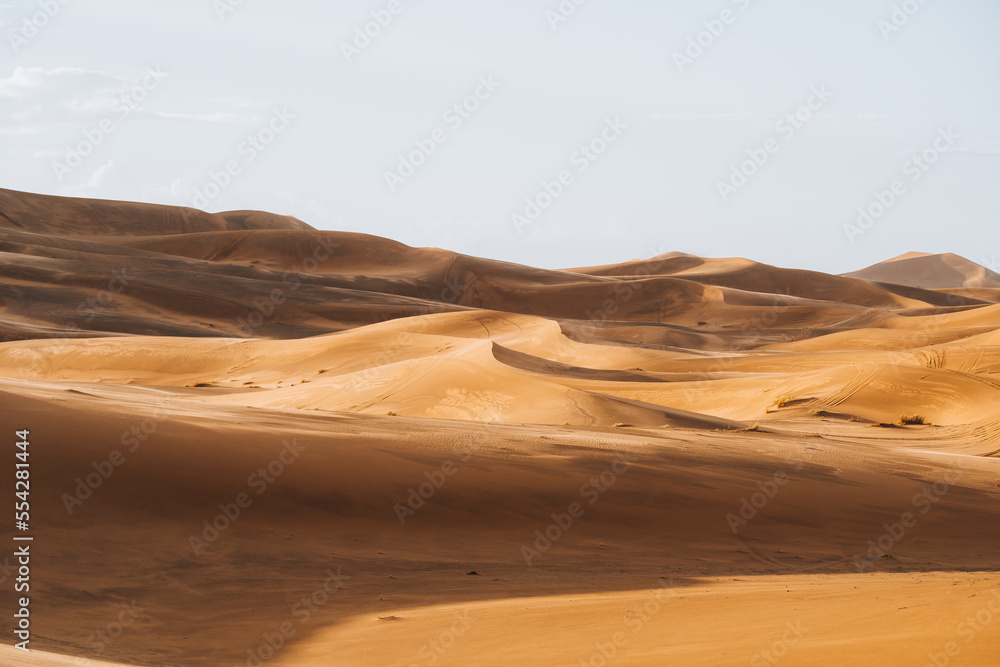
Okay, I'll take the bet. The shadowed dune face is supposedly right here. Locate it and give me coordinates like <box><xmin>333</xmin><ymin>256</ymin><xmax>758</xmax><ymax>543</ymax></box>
<box><xmin>0</xmin><ymin>187</ymin><xmax>312</xmax><ymax>236</ymax></box>
<box><xmin>0</xmin><ymin>190</ymin><xmax>992</xmax><ymax>346</ymax></box>
<box><xmin>0</xmin><ymin>189</ymin><xmax>998</xmax><ymax>666</ymax></box>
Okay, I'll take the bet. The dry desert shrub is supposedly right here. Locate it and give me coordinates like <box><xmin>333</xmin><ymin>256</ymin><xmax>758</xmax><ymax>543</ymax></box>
<box><xmin>899</xmin><ymin>414</ymin><xmax>928</xmax><ymax>425</ymax></box>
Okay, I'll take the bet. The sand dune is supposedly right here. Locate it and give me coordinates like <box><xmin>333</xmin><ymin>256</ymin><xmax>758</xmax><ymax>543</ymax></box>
<box><xmin>5</xmin><ymin>191</ymin><xmax>991</xmax><ymax>348</ymax></box>
<box><xmin>0</xmin><ymin>187</ymin><xmax>309</xmax><ymax>237</ymax></box>
<box><xmin>0</xmin><ymin>189</ymin><xmax>997</xmax><ymax>665</ymax></box>
<box><xmin>3</xmin><ymin>301</ymin><xmax>997</xmax><ymax>429</ymax></box>
<box><xmin>845</xmin><ymin>251</ymin><xmax>1000</xmax><ymax>289</ymax></box>
<box><xmin>2</xmin><ymin>376</ymin><xmax>998</xmax><ymax>665</ymax></box>
<box><xmin>287</xmin><ymin>574</ymin><xmax>1000</xmax><ymax>666</ymax></box>
<box><xmin>0</xmin><ymin>645</ymin><xmax>129</xmax><ymax>666</ymax></box>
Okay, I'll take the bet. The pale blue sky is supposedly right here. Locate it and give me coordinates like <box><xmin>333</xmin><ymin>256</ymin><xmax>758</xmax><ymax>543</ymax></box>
<box><xmin>1</xmin><ymin>0</ymin><xmax>997</xmax><ymax>274</ymax></box>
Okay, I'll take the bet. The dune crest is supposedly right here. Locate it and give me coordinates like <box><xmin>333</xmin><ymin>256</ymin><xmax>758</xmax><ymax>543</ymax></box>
<box><xmin>844</xmin><ymin>251</ymin><xmax>1000</xmax><ymax>289</ymax></box>
<box><xmin>0</xmin><ymin>189</ymin><xmax>997</xmax><ymax>666</ymax></box>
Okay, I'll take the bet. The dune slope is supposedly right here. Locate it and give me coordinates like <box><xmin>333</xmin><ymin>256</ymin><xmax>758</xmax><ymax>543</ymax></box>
<box><xmin>0</xmin><ymin>189</ymin><xmax>997</xmax><ymax>666</ymax></box>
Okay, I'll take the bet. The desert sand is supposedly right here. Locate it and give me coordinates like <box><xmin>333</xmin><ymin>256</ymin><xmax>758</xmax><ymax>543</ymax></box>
<box><xmin>0</xmin><ymin>188</ymin><xmax>998</xmax><ymax>666</ymax></box>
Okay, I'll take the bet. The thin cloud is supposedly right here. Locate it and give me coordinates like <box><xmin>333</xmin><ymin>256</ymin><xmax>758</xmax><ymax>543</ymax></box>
<box><xmin>643</xmin><ymin>110</ymin><xmax>902</xmax><ymax>129</ymax></box>
<box><xmin>0</xmin><ymin>67</ymin><xmax>257</xmax><ymax>129</ymax></box>
<box><xmin>154</xmin><ymin>111</ymin><xmax>250</xmax><ymax>123</ymax></box>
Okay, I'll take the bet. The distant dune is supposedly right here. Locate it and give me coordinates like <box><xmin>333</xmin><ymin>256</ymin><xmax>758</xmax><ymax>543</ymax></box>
<box><xmin>0</xmin><ymin>189</ymin><xmax>997</xmax><ymax>666</ymax></box>
<box><xmin>0</xmin><ymin>187</ymin><xmax>311</xmax><ymax>236</ymax></box>
<box><xmin>844</xmin><ymin>250</ymin><xmax>1000</xmax><ymax>289</ymax></box>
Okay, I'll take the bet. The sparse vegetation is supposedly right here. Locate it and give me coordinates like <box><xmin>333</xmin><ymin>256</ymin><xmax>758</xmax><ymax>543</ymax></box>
<box><xmin>899</xmin><ymin>414</ymin><xmax>928</xmax><ymax>426</ymax></box>
<box><xmin>386</xmin><ymin>411</ymin><xmax>397</xmax><ymax>416</ymax></box>
<box><xmin>766</xmin><ymin>394</ymin><xmax>795</xmax><ymax>414</ymax></box>
<box><xmin>741</xmin><ymin>423</ymin><xmax>763</xmax><ymax>432</ymax></box>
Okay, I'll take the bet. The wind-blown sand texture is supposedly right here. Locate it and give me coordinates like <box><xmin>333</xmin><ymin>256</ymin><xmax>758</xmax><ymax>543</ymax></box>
<box><xmin>0</xmin><ymin>189</ymin><xmax>997</xmax><ymax>666</ymax></box>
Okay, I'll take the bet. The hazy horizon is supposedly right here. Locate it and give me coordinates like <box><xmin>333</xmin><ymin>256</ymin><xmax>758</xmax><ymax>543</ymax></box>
<box><xmin>2</xmin><ymin>0</ymin><xmax>997</xmax><ymax>275</ymax></box>
<box><xmin>3</xmin><ymin>5</ymin><xmax>1000</xmax><ymax>663</ymax></box>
